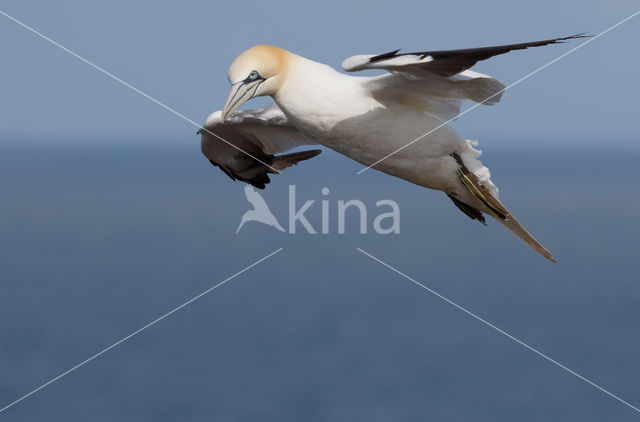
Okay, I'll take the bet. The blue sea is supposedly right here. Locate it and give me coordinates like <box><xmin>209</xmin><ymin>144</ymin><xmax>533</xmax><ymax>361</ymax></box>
<box><xmin>0</xmin><ymin>143</ymin><xmax>639</xmax><ymax>421</ymax></box>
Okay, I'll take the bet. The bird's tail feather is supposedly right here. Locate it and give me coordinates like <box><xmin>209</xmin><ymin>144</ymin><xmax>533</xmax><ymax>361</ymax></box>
<box><xmin>451</xmin><ymin>153</ymin><xmax>556</xmax><ymax>262</ymax></box>
<box><xmin>494</xmin><ymin>214</ymin><xmax>556</xmax><ymax>263</ymax></box>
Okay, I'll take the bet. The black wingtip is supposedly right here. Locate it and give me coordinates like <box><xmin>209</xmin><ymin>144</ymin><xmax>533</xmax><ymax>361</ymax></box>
<box><xmin>369</xmin><ymin>49</ymin><xmax>401</xmax><ymax>62</ymax></box>
<box><xmin>553</xmin><ymin>33</ymin><xmax>593</xmax><ymax>43</ymax></box>
<box><xmin>568</xmin><ymin>33</ymin><xmax>593</xmax><ymax>38</ymax></box>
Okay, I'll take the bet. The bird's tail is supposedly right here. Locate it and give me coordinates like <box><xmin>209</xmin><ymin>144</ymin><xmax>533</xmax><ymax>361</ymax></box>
<box><xmin>494</xmin><ymin>214</ymin><xmax>556</xmax><ymax>262</ymax></box>
<box><xmin>450</xmin><ymin>153</ymin><xmax>556</xmax><ymax>262</ymax></box>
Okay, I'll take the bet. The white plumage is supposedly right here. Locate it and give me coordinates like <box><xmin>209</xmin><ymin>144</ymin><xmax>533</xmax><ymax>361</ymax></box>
<box><xmin>201</xmin><ymin>36</ymin><xmax>584</xmax><ymax>261</ymax></box>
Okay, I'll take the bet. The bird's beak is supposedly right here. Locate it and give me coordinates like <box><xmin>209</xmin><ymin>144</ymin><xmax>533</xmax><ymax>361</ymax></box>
<box><xmin>221</xmin><ymin>80</ymin><xmax>262</xmax><ymax>122</ymax></box>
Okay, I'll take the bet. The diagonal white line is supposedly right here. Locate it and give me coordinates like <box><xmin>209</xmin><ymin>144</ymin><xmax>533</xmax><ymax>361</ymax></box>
<box><xmin>0</xmin><ymin>247</ymin><xmax>283</xmax><ymax>414</ymax></box>
<box><xmin>0</xmin><ymin>9</ymin><xmax>281</xmax><ymax>174</ymax></box>
<box><xmin>357</xmin><ymin>9</ymin><xmax>640</xmax><ymax>174</ymax></box>
<box><xmin>356</xmin><ymin>247</ymin><xmax>640</xmax><ymax>414</ymax></box>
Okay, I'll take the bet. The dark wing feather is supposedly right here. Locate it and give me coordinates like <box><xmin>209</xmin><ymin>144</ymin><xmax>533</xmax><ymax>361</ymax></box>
<box><xmin>200</xmin><ymin>104</ymin><xmax>321</xmax><ymax>189</ymax></box>
<box><xmin>346</xmin><ymin>34</ymin><xmax>588</xmax><ymax>77</ymax></box>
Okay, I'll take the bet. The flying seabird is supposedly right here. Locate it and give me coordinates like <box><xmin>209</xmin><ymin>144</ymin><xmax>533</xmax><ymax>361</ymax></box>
<box><xmin>200</xmin><ymin>36</ymin><xmax>585</xmax><ymax>262</ymax></box>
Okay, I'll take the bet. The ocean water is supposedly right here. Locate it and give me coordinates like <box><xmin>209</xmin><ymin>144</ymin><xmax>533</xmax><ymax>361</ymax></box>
<box><xmin>0</xmin><ymin>143</ymin><xmax>639</xmax><ymax>421</ymax></box>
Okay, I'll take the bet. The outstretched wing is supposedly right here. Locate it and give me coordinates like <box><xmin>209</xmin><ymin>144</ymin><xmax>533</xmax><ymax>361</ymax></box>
<box><xmin>200</xmin><ymin>103</ymin><xmax>322</xmax><ymax>189</ymax></box>
<box><xmin>342</xmin><ymin>35</ymin><xmax>585</xmax><ymax>121</ymax></box>
<box><xmin>342</xmin><ymin>35</ymin><xmax>586</xmax><ymax>77</ymax></box>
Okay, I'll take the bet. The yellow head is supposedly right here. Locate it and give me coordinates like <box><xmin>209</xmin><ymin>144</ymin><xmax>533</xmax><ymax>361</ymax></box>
<box><xmin>222</xmin><ymin>45</ymin><xmax>291</xmax><ymax>121</ymax></box>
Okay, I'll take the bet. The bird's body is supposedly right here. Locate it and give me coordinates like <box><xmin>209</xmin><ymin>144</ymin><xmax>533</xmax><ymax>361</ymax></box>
<box><xmin>201</xmin><ymin>37</ymin><xmax>584</xmax><ymax>261</ymax></box>
<box><xmin>274</xmin><ymin>58</ymin><xmax>464</xmax><ymax>191</ymax></box>
<box><xmin>272</xmin><ymin>53</ymin><xmax>500</xmax><ymax>220</ymax></box>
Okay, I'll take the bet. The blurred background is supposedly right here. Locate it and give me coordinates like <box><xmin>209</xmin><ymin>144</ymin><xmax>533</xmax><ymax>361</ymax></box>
<box><xmin>0</xmin><ymin>0</ymin><xmax>639</xmax><ymax>420</ymax></box>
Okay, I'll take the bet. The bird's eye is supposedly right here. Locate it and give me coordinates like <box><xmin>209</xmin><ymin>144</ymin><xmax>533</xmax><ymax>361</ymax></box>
<box><xmin>248</xmin><ymin>70</ymin><xmax>259</xmax><ymax>81</ymax></box>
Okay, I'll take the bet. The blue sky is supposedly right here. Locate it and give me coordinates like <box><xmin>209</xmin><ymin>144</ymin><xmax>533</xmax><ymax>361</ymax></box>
<box><xmin>0</xmin><ymin>0</ymin><xmax>638</xmax><ymax>146</ymax></box>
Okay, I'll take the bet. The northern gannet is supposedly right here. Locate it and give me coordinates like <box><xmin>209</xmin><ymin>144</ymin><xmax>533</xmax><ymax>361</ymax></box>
<box><xmin>200</xmin><ymin>36</ymin><xmax>584</xmax><ymax>262</ymax></box>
